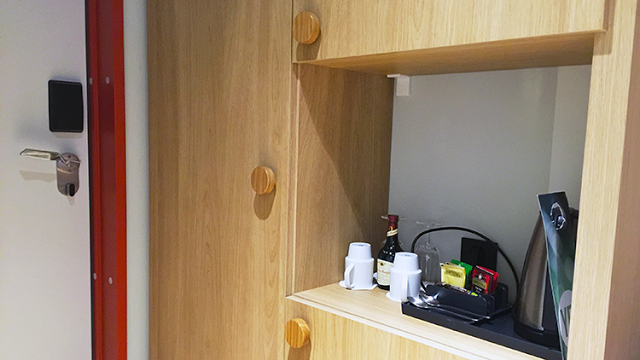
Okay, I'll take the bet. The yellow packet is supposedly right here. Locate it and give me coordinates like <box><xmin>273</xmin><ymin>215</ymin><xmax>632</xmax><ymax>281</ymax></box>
<box><xmin>440</xmin><ymin>263</ymin><xmax>466</xmax><ymax>288</ymax></box>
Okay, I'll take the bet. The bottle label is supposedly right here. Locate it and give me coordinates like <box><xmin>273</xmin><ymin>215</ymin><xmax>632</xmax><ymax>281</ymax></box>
<box><xmin>377</xmin><ymin>259</ymin><xmax>392</xmax><ymax>286</ymax></box>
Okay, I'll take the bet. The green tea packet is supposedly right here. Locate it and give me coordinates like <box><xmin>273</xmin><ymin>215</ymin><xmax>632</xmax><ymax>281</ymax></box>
<box><xmin>451</xmin><ymin>259</ymin><xmax>473</xmax><ymax>288</ymax></box>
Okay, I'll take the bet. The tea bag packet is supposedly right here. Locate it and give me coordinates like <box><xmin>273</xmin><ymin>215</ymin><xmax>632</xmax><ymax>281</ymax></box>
<box><xmin>451</xmin><ymin>259</ymin><xmax>473</xmax><ymax>288</ymax></box>
<box><xmin>440</xmin><ymin>263</ymin><xmax>466</xmax><ymax>288</ymax></box>
<box><xmin>471</xmin><ymin>266</ymin><xmax>498</xmax><ymax>294</ymax></box>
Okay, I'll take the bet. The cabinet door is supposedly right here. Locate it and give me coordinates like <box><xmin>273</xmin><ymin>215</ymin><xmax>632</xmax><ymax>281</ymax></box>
<box><xmin>286</xmin><ymin>300</ymin><xmax>465</xmax><ymax>360</ymax></box>
<box><xmin>293</xmin><ymin>0</ymin><xmax>607</xmax><ymax>62</ymax></box>
<box><xmin>148</xmin><ymin>0</ymin><xmax>291</xmax><ymax>359</ymax></box>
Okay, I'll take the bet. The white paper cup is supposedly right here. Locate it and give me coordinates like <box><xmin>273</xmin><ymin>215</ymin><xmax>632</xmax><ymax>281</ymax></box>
<box><xmin>392</xmin><ymin>252</ymin><xmax>420</xmax><ymax>272</ymax></box>
<box><xmin>343</xmin><ymin>243</ymin><xmax>374</xmax><ymax>290</ymax></box>
<box><xmin>388</xmin><ymin>266</ymin><xmax>421</xmax><ymax>302</ymax></box>
<box><xmin>387</xmin><ymin>253</ymin><xmax>421</xmax><ymax>302</ymax></box>
<box><xmin>347</xmin><ymin>242</ymin><xmax>372</xmax><ymax>260</ymax></box>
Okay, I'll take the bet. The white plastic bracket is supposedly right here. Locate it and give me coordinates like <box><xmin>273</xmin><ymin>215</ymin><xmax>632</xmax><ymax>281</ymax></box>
<box><xmin>387</xmin><ymin>74</ymin><xmax>411</xmax><ymax>96</ymax></box>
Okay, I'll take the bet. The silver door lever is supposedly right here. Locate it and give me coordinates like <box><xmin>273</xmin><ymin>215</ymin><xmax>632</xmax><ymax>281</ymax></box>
<box><xmin>21</xmin><ymin>148</ymin><xmax>81</xmax><ymax>197</ymax></box>
<box><xmin>20</xmin><ymin>149</ymin><xmax>80</xmax><ymax>165</ymax></box>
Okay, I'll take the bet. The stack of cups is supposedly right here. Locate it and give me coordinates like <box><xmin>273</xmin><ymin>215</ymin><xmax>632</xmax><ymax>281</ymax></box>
<box><xmin>387</xmin><ymin>252</ymin><xmax>422</xmax><ymax>302</ymax></box>
<box><xmin>342</xmin><ymin>242</ymin><xmax>375</xmax><ymax>290</ymax></box>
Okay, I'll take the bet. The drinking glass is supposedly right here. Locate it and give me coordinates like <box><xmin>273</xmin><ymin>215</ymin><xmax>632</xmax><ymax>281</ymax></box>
<box><xmin>414</xmin><ymin>221</ymin><xmax>442</xmax><ymax>285</ymax></box>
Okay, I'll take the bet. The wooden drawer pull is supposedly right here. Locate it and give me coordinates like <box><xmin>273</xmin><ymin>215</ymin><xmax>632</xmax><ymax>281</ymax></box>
<box><xmin>251</xmin><ymin>166</ymin><xmax>276</xmax><ymax>194</ymax></box>
<box><xmin>293</xmin><ymin>11</ymin><xmax>320</xmax><ymax>44</ymax></box>
<box><xmin>285</xmin><ymin>318</ymin><xmax>310</xmax><ymax>348</ymax></box>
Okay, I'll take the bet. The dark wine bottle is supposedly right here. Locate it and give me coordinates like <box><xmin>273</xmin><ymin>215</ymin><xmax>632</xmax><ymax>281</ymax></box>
<box><xmin>376</xmin><ymin>215</ymin><xmax>403</xmax><ymax>290</ymax></box>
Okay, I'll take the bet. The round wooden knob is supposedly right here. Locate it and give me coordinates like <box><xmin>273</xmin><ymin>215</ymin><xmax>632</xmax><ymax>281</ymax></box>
<box><xmin>251</xmin><ymin>166</ymin><xmax>276</xmax><ymax>194</ymax></box>
<box><xmin>293</xmin><ymin>11</ymin><xmax>320</xmax><ymax>44</ymax></box>
<box><xmin>285</xmin><ymin>318</ymin><xmax>310</xmax><ymax>348</ymax></box>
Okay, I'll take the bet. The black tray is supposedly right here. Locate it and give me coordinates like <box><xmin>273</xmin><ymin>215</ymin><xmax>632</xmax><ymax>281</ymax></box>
<box><xmin>402</xmin><ymin>296</ymin><xmax>561</xmax><ymax>360</ymax></box>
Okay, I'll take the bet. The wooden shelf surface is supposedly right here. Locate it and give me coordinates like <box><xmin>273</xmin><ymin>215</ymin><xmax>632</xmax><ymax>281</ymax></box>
<box><xmin>295</xmin><ymin>33</ymin><xmax>596</xmax><ymax>76</ymax></box>
<box><xmin>288</xmin><ymin>283</ymin><xmax>543</xmax><ymax>360</ymax></box>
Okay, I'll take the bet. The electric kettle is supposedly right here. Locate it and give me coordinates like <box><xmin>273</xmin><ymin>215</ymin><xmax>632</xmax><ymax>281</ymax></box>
<box><xmin>512</xmin><ymin>209</ymin><xmax>578</xmax><ymax>348</ymax></box>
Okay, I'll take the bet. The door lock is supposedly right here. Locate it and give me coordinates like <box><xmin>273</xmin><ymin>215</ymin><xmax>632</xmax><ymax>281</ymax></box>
<box><xmin>20</xmin><ymin>148</ymin><xmax>81</xmax><ymax>197</ymax></box>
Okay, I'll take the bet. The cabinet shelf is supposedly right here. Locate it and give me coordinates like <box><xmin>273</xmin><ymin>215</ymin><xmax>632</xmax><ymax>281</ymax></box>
<box><xmin>288</xmin><ymin>283</ymin><xmax>543</xmax><ymax>360</ymax></box>
<box><xmin>294</xmin><ymin>33</ymin><xmax>596</xmax><ymax>76</ymax></box>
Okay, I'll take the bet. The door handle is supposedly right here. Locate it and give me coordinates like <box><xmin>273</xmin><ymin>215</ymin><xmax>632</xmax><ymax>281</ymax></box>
<box><xmin>21</xmin><ymin>148</ymin><xmax>81</xmax><ymax>197</ymax></box>
<box><xmin>285</xmin><ymin>318</ymin><xmax>310</xmax><ymax>348</ymax></box>
<box><xmin>251</xmin><ymin>166</ymin><xmax>276</xmax><ymax>194</ymax></box>
<box><xmin>293</xmin><ymin>11</ymin><xmax>320</xmax><ymax>45</ymax></box>
<box><xmin>20</xmin><ymin>148</ymin><xmax>61</xmax><ymax>161</ymax></box>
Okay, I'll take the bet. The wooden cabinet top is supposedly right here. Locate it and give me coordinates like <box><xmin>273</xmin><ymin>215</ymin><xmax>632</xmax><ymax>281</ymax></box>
<box><xmin>293</xmin><ymin>0</ymin><xmax>606</xmax><ymax>75</ymax></box>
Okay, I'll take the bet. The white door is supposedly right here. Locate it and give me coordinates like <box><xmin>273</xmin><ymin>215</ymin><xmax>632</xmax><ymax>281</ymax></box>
<box><xmin>0</xmin><ymin>1</ymin><xmax>92</xmax><ymax>359</ymax></box>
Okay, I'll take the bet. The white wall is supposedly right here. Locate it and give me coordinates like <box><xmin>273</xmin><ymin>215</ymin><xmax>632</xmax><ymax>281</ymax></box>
<box><xmin>548</xmin><ymin>66</ymin><xmax>591</xmax><ymax>205</ymax></box>
<box><xmin>388</xmin><ymin>66</ymin><xmax>590</xmax><ymax>297</ymax></box>
<box><xmin>0</xmin><ymin>1</ymin><xmax>92</xmax><ymax>358</ymax></box>
<box><xmin>0</xmin><ymin>3</ymin><xmax>150</xmax><ymax>358</ymax></box>
<box><xmin>124</xmin><ymin>0</ymin><xmax>149</xmax><ymax>359</ymax></box>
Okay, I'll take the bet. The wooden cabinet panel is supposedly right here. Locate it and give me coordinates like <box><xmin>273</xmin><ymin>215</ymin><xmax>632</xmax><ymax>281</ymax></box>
<box><xmin>147</xmin><ymin>0</ymin><xmax>291</xmax><ymax>359</ymax></box>
<box><xmin>148</xmin><ymin>0</ymin><xmax>640</xmax><ymax>358</ymax></box>
<box><xmin>569</xmin><ymin>0</ymin><xmax>640</xmax><ymax>358</ymax></box>
<box><xmin>290</xmin><ymin>284</ymin><xmax>544</xmax><ymax>360</ymax></box>
<box><xmin>390</xmin><ymin>338</ymin><xmax>467</xmax><ymax>360</ymax></box>
<box><xmin>290</xmin><ymin>64</ymin><xmax>393</xmax><ymax>294</ymax></box>
<box><xmin>293</xmin><ymin>0</ymin><xmax>606</xmax><ymax>63</ymax></box>
<box><xmin>294</xmin><ymin>33</ymin><xmax>596</xmax><ymax>76</ymax></box>
<box><xmin>285</xmin><ymin>299</ymin><xmax>465</xmax><ymax>360</ymax></box>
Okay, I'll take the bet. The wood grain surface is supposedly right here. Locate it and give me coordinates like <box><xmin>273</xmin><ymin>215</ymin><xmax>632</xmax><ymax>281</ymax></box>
<box><xmin>285</xmin><ymin>298</ymin><xmax>465</xmax><ymax>360</ymax></box>
<box><xmin>147</xmin><ymin>0</ymin><xmax>640</xmax><ymax>358</ymax></box>
<box><xmin>569</xmin><ymin>0</ymin><xmax>640</xmax><ymax>359</ymax></box>
<box><xmin>290</xmin><ymin>64</ymin><xmax>393</xmax><ymax>294</ymax></box>
<box><xmin>288</xmin><ymin>284</ymin><xmax>543</xmax><ymax>360</ymax></box>
<box><xmin>147</xmin><ymin>0</ymin><xmax>291</xmax><ymax>358</ymax></box>
<box><xmin>293</xmin><ymin>0</ymin><xmax>606</xmax><ymax>62</ymax></box>
<box><xmin>297</xmin><ymin>33</ymin><xmax>595</xmax><ymax>76</ymax></box>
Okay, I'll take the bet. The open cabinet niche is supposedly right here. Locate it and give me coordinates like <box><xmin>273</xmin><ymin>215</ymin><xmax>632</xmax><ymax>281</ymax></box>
<box><xmin>287</xmin><ymin>63</ymin><xmax>592</xmax><ymax>359</ymax></box>
<box><xmin>289</xmin><ymin>65</ymin><xmax>591</xmax><ymax>299</ymax></box>
<box><xmin>289</xmin><ymin>64</ymin><xmax>394</xmax><ymax>295</ymax></box>
<box><xmin>286</xmin><ymin>5</ymin><xmax>640</xmax><ymax>354</ymax></box>
<box><xmin>388</xmin><ymin>65</ymin><xmax>591</xmax><ymax>300</ymax></box>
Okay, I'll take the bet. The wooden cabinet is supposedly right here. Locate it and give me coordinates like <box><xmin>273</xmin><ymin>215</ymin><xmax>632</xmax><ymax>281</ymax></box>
<box><xmin>292</xmin><ymin>0</ymin><xmax>607</xmax><ymax>73</ymax></box>
<box><xmin>286</xmin><ymin>297</ymin><xmax>466</xmax><ymax>360</ymax></box>
<box><xmin>286</xmin><ymin>285</ymin><xmax>544</xmax><ymax>360</ymax></box>
<box><xmin>149</xmin><ymin>0</ymin><xmax>640</xmax><ymax>359</ymax></box>
<box><xmin>147</xmin><ymin>0</ymin><xmax>292</xmax><ymax>359</ymax></box>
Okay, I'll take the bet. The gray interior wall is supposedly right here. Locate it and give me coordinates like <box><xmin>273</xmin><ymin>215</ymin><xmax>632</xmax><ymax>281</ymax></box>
<box><xmin>548</xmin><ymin>65</ymin><xmax>591</xmax><ymax>206</ymax></box>
<box><xmin>388</xmin><ymin>66</ymin><xmax>590</xmax><ymax>297</ymax></box>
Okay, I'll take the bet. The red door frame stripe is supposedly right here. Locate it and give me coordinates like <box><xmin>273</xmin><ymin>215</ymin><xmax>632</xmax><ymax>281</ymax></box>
<box><xmin>86</xmin><ymin>0</ymin><xmax>127</xmax><ymax>359</ymax></box>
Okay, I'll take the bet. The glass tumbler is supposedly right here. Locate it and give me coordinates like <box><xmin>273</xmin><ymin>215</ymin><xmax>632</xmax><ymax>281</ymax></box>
<box><xmin>414</xmin><ymin>221</ymin><xmax>442</xmax><ymax>285</ymax></box>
